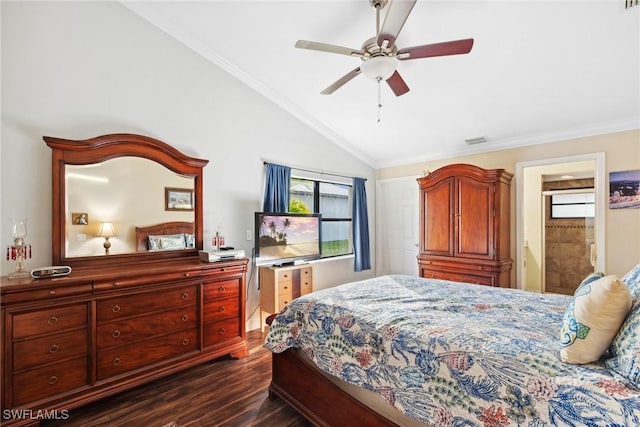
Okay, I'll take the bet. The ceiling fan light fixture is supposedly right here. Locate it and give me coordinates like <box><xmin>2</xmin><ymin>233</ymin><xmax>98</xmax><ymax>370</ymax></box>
<box><xmin>361</xmin><ymin>56</ymin><xmax>397</xmax><ymax>80</ymax></box>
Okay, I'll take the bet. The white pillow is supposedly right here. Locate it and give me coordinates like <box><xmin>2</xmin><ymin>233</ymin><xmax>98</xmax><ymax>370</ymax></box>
<box><xmin>560</xmin><ymin>275</ymin><xmax>632</xmax><ymax>364</ymax></box>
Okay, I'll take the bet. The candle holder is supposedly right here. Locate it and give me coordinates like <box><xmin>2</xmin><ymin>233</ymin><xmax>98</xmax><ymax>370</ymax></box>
<box><xmin>6</xmin><ymin>220</ymin><xmax>31</xmax><ymax>279</ymax></box>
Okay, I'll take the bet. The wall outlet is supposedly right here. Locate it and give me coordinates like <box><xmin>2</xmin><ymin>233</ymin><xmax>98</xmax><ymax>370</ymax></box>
<box><xmin>77</xmin><ymin>233</ymin><xmax>86</xmax><ymax>241</ymax></box>
<box><xmin>245</xmin><ymin>230</ymin><xmax>252</xmax><ymax>241</ymax></box>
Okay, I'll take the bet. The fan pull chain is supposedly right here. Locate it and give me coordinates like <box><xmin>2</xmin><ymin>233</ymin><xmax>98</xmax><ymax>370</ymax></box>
<box><xmin>377</xmin><ymin>77</ymin><xmax>382</xmax><ymax>123</ymax></box>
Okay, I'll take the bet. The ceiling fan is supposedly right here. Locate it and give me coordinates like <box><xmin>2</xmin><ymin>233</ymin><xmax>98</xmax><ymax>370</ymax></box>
<box><xmin>295</xmin><ymin>0</ymin><xmax>474</xmax><ymax>97</ymax></box>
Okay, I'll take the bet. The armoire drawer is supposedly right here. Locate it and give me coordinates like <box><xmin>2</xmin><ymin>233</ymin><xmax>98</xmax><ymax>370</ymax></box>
<box><xmin>96</xmin><ymin>285</ymin><xmax>197</xmax><ymax>322</ymax></box>
<box><xmin>421</xmin><ymin>267</ymin><xmax>495</xmax><ymax>286</ymax></box>
<box><xmin>97</xmin><ymin>329</ymin><xmax>198</xmax><ymax>380</ymax></box>
<box><xmin>12</xmin><ymin>303</ymin><xmax>88</xmax><ymax>339</ymax></box>
<box><xmin>97</xmin><ymin>306</ymin><xmax>197</xmax><ymax>350</ymax></box>
<box><xmin>13</xmin><ymin>328</ymin><xmax>88</xmax><ymax>371</ymax></box>
<box><xmin>12</xmin><ymin>356</ymin><xmax>88</xmax><ymax>407</ymax></box>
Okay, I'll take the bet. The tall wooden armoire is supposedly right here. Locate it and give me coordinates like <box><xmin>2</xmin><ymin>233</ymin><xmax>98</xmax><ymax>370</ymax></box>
<box><xmin>417</xmin><ymin>164</ymin><xmax>513</xmax><ymax>287</ymax></box>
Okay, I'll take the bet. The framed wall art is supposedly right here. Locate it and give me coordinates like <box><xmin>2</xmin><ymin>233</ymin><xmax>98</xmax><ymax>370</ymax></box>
<box><xmin>609</xmin><ymin>169</ymin><xmax>640</xmax><ymax>209</ymax></box>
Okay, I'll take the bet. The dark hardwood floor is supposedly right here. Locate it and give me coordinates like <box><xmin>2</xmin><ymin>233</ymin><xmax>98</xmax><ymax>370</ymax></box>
<box><xmin>43</xmin><ymin>329</ymin><xmax>312</xmax><ymax>427</ymax></box>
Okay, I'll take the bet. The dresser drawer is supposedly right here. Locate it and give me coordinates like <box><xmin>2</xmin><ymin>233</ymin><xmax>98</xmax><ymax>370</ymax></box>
<box><xmin>203</xmin><ymin>317</ymin><xmax>241</xmax><ymax>347</ymax></box>
<box><xmin>97</xmin><ymin>306</ymin><xmax>197</xmax><ymax>350</ymax></box>
<box><xmin>93</xmin><ymin>271</ymin><xmax>198</xmax><ymax>291</ymax></box>
<box><xmin>203</xmin><ymin>297</ymin><xmax>239</xmax><ymax>324</ymax></box>
<box><xmin>203</xmin><ymin>279</ymin><xmax>240</xmax><ymax>301</ymax></box>
<box><xmin>2</xmin><ymin>283</ymin><xmax>93</xmax><ymax>304</ymax></box>
<box><xmin>276</xmin><ymin>270</ymin><xmax>294</xmax><ymax>283</ymax></box>
<box><xmin>96</xmin><ymin>285</ymin><xmax>197</xmax><ymax>322</ymax></box>
<box><xmin>13</xmin><ymin>328</ymin><xmax>88</xmax><ymax>371</ymax></box>
<box><xmin>300</xmin><ymin>267</ymin><xmax>313</xmax><ymax>294</ymax></box>
<box><xmin>12</xmin><ymin>304</ymin><xmax>88</xmax><ymax>339</ymax></box>
<box><xmin>12</xmin><ymin>356</ymin><xmax>88</xmax><ymax>407</ymax></box>
<box><xmin>97</xmin><ymin>329</ymin><xmax>198</xmax><ymax>380</ymax></box>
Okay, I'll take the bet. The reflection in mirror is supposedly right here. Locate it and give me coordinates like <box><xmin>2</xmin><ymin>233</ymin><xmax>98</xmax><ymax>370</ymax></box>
<box><xmin>66</xmin><ymin>157</ymin><xmax>194</xmax><ymax>257</ymax></box>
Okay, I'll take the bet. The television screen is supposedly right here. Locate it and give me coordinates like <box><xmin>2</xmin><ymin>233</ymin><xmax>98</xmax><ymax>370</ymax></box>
<box><xmin>255</xmin><ymin>212</ymin><xmax>321</xmax><ymax>265</ymax></box>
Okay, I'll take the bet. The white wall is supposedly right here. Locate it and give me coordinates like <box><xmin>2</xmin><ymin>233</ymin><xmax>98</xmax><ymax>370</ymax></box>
<box><xmin>0</xmin><ymin>1</ymin><xmax>376</xmax><ymax>331</ymax></box>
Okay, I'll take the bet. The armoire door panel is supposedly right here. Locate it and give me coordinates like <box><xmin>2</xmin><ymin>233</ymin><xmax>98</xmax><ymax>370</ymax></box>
<box><xmin>457</xmin><ymin>178</ymin><xmax>494</xmax><ymax>259</ymax></box>
<box><xmin>417</xmin><ymin>164</ymin><xmax>512</xmax><ymax>288</ymax></box>
<box><xmin>423</xmin><ymin>178</ymin><xmax>455</xmax><ymax>256</ymax></box>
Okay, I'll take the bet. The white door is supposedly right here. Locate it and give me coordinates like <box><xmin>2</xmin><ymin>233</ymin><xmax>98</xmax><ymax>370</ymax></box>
<box><xmin>376</xmin><ymin>177</ymin><xmax>420</xmax><ymax>276</ymax></box>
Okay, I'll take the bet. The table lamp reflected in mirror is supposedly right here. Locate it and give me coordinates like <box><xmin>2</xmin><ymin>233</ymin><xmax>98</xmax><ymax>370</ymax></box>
<box><xmin>97</xmin><ymin>222</ymin><xmax>116</xmax><ymax>255</ymax></box>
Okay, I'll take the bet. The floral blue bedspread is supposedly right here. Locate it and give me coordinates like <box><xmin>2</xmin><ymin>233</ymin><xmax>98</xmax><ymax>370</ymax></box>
<box><xmin>264</xmin><ymin>275</ymin><xmax>640</xmax><ymax>426</ymax></box>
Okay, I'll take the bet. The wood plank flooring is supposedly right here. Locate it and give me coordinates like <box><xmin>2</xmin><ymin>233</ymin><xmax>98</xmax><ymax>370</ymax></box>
<box><xmin>43</xmin><ymin>329</ymin><xmax>312</xmax><ymax>427</ymax></box>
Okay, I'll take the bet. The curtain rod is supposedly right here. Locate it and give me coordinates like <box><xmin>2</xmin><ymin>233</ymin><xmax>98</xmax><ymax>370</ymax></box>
<box><xmin>263</xmin><ymin>161</ymin><xmax>367</xmax><ymax>181</ymax></box>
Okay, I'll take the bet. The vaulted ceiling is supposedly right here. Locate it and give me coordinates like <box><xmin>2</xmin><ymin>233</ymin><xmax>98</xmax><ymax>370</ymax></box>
<box><xmin>122</xmin><ymin>1</ymin><xmax>640</xmax><ymax>168</ymax></box>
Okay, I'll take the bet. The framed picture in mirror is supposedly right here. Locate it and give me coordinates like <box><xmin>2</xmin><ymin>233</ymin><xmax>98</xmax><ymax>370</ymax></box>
<box><xmin>165</xmin><ymin>187</ymin><xmax>194</xmax><ymax>211</ymax></box>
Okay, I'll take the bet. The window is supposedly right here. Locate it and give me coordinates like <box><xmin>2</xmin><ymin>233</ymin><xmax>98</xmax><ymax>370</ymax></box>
<box><xmin>550</xmin><ymin>191</ymin><xmax>595</xmax><ymax>218</ymax></box>
<box><xmin>289</xmin><ymin>177</ymin><xmax>352</xmax><ymax>257</ymax></box>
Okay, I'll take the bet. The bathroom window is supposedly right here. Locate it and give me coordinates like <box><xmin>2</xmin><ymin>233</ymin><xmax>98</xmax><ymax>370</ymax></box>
<box><xmin>550</xmin><ymin>192</ymin><xmax>595</xmax><ymax>218</ymax></box>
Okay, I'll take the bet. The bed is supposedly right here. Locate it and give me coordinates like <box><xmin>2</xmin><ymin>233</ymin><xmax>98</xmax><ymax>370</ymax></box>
<box><xmin>134</xmin><ymin>221</ymin><xmax>194</xmax><ymax>251</ymax></box>
<box><xmin>264</xmin><ymin>267</ymin><xmax>640</xmax><ymax>426</ymax></box>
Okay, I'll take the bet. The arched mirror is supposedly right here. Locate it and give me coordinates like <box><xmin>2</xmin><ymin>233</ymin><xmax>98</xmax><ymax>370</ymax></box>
<box><xmin>45</xmin><ymin>133</ymin><xmax>208</xmax><ymax>268</ymax></box>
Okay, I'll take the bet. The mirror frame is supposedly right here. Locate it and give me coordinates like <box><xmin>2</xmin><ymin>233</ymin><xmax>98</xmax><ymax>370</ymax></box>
<box><xmin>45</xmin><ymin>133</ymin><xmax>208</xmax><ymax>268</ymax></box>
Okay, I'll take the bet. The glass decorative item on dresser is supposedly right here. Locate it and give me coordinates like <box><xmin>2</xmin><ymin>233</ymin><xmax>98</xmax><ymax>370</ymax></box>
<box><xmin>6</xmin><ymin>219</ymin><xmax>31</xmax><ymax>279</ymax></box>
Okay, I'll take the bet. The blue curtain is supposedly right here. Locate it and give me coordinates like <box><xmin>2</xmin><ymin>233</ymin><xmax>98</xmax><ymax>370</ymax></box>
<box><xmin>262</xmin><ymin>163</ymin><xmax>291</xmax><ymax>213</ymax></box>
<box><xmin>352</xmin><ymin>177</ymin><xmax>371</xmax><ymax>271</ymax></box>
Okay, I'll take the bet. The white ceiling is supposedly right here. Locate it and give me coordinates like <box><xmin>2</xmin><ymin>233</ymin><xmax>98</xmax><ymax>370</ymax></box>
<box><xmin>122</xmin><ymin>1</ymin><xmax>640</xmax><ymax>168</ymax></box>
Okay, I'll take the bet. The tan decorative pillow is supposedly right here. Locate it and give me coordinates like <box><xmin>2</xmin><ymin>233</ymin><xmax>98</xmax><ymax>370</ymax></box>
<box><xmin>560</xmin><ymin>275</ymin><xmax>632</xmax><ymax>364</ymax></box>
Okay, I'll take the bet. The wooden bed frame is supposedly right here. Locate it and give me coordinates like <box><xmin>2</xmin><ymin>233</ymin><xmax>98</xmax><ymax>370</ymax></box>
<box><xmin>270</xmin><ymin>349</ymin><xmax>402</xmax><ymax>427</ymax></box>
<box><xmin>266</xmin><ymin>311</ymin><xmax>402</xmax><ymax>426</ymax></box>
<box><xmin>134</xmin><ymin>221</ymin><xmax>194</xmax><ymax>251</ymax></box>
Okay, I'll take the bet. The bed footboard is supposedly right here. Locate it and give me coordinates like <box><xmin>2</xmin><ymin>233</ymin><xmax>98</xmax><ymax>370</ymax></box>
<box><xmin>270</xmin><ymin>349</ymin><xmax>400</xmax><ymax>427</ymax></box>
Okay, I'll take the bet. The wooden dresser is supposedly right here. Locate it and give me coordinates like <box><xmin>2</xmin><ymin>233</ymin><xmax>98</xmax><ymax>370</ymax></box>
<box><xmin>417</xmin><ymin>163</ymin><xmax>513</xmax><ymax>287</ymax></box>
<box><xmin>1</xmin><ymin>258</ymin><xmax>248</xmax><ymax>426</ymax></box>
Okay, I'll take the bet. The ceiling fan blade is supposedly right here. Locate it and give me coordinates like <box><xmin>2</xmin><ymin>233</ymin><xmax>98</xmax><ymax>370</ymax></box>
<box><xmin>377</xmin><ymin>0</ymin><xmax>417</xmax><ymax>50</ymax></box>
<box><xmin>386</xmin><ymin>71</ymin><xmax>410</xmax><ymax>96</ymax></box>
<box><xmin>321</xmin><ymin>67</ymin><xmax>362</xmax><ymax>95</ymax></box>
<box><xmin>296</xmin><ymin>40</ymin><xmax>364</xmax><ymax>57</ymax></box>
<box><xmin>397</xmin><ymin>38</ymin><xmax>474</xmax><ymax>60</ymax></box>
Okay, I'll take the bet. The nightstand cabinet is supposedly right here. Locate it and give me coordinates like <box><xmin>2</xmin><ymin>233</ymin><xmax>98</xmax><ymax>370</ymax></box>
<box><xmin>260</xmin><ymin>265</ymin><xmax>313</xmax><ymax>328</ymax></box>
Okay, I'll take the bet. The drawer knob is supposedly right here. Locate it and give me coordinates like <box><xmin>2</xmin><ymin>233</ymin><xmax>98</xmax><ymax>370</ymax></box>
<box><xmin>184</xmin><ymin>273</ymin><xmax>190</xmax><ymax>277</ymax></box>
<box><xmin>218</xmin><ymin>286</ymin><xmax>225</xmax><ymax>293</ymax></box>
<box><xmin>47</xmin><ymin>316</ymin><xmax>58</xmax><ymax>325</ymax></box>
<box><xmin>49</xmin><ymin>290</ymin><xmax>56</xmax><ymax>296</ymax></box>
<box><xmin>182</xmin><ymin>338</ymin><xmax>190</xmax><ymax>345</ymax></box>
<box><xmin>112</xmin><ymin>305</ymin><xmax>121</xmax><ymax>313</ymax></box>
<box><xmin>218</xmin><ymin>306</ymin><xmax>225</xmax><ymax>312</ymax></box>
<box><xmin>221</xmin><ymin>268</ymin><xmax>227</xmax><ymax>272</ymax></box>
<box><xmin>113</xmin><ymin>357</ymin><xmax>121</xmax><ymax>366</ymax></box>
<box><xmin>112</xmin><ymin>330</ymin><xmax>121</xmax><ymax>338</ymax></box>
<box><xmin>48</xmin><ymin>375</ymin><xmax>58</xmax><ymax>385</ymax></box>
<box><xmin>181</xmin><ymin>314</ymin><xmax>189</xmax><ymax>321</ymax></box>
<box><xmin>283</xmin><ymin>286</ymin><xmax>288</xmax><ymax>290</ymax></box>
<box><xmin>49</xmin><ymin>344</ymin><xmax>60</xmax><ymax>353</ymax></box>
<box><xmin>181</xmin><ymin>292</ymin><xmax>189</xmax><ymax>300</ymax></box>
<box><xmin>218</xmin><ymin>328</ymin><xmax>226</xmax><ymax>335</ymax></box>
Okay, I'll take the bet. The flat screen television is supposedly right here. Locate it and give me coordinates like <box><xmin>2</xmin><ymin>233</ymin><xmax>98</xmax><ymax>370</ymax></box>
<box><xmin>255</xmin><ymin>212</ymin><xmax>321</xmax><ymax>266</ymax></box>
